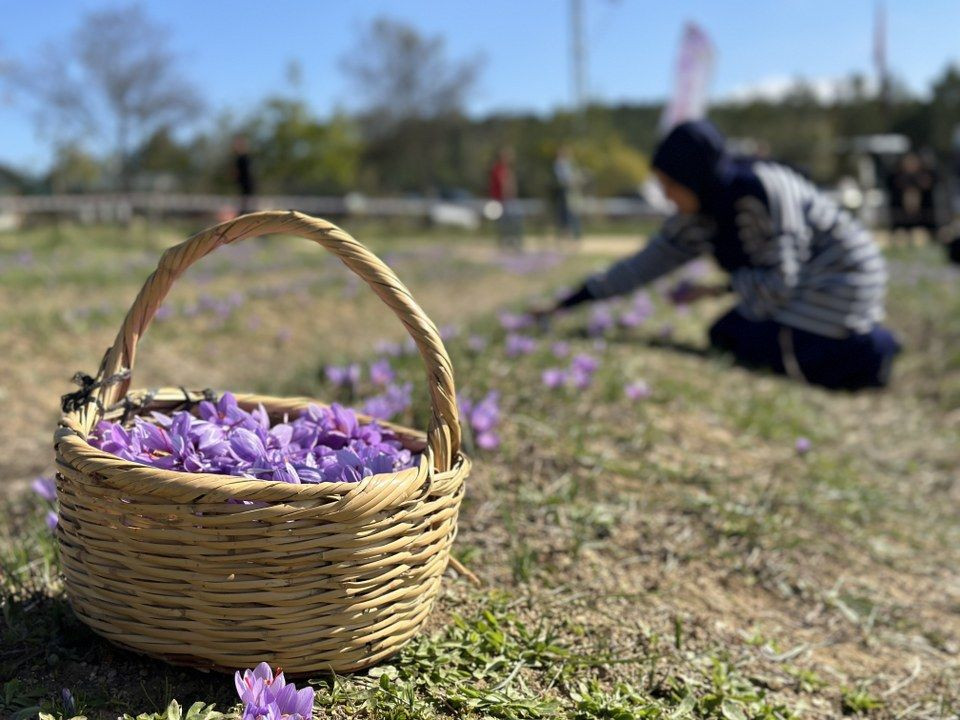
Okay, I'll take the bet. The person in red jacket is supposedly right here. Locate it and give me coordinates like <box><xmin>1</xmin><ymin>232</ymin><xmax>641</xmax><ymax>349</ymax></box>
<box><xmin>489</xmin><ymin>147</ymin><xmax>523</xmax><ymax>247</ymax></box>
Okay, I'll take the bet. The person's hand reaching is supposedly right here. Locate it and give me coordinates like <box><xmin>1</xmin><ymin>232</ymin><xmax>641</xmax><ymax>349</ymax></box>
<box><xmin>668</xmin><ymin>280</ymin><xmax>729</xmax><ymax>305</ymax></box>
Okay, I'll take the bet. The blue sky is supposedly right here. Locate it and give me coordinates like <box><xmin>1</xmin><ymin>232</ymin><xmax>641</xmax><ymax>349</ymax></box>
<box><xmin>2</xmin><ymin>0</ymin><xmax>958</xmax><ymax>171</ymax></box>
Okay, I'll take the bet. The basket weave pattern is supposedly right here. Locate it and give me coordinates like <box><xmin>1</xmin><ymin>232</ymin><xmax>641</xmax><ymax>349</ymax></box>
<box><xmin>54</xmin><ymin>211</ymin><xmax>469</xmax><ymax>674</ymax></box>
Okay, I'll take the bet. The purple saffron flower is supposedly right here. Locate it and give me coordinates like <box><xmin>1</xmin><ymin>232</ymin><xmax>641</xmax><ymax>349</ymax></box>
<box><xmin>230</xmin><ymin>428</ymin><xmax>267</xmax><ymax>463</ymax></box>
<box><xmin>683</xmin><ymin>258</ymin><xmax>712</xmax><ymax>280</ymax></box>
<box><xmin>618</xmin><ymin>310</ymin><xmax>646</xmax><ymax>328</ymax></box>
<box><xmin>236</xmin><ymin>662</ymin><xmax>312</xmax><ymax>720</ymax></box>
<box><xmin>369</xmin><ymin>359</ymin><xmax>395</xmax><ymax>387</ymax></box>
<box><xmin>632</xmin><ymin>291</ymin><xmax>654</xmax><ymax>315</ymax></box>
<box><xmin>459</xmin><ymin>391</ymin><xmax>502</xmax><ymax>451</ymax></box>
<box><xmin>551</xmin><ymin>341</ymin><xmax>570</xmax><ymax>358</ymax></box>
<box><xmin>625</xmin><ymin>381</ymin><xmax>651</xmax><ymax>400</ymax></box>
<box><xmin>363</xmin><ymin>383</ymin><xmax>412</xmax><ymax>421</ymax></box>
<box><xmin>45</xmin><ymin>511</ymin><xmax>59</xmax><ymax>530</ymax></box>
<box><xmin>619</xmin><ymin>295</ymin><xmax>653</xmax><ymax>329</ymax></box>
<box><xmin>374</xmin><ymin>340</ymin><xmax>403</xmax><ymax>357</ymax></box>
<box><xmin>61</xmin><ymin>689</ymin><xmax>75</xmax><ymax>716</ymax></box>
<box><xmin>31</xmin><ymin>476</ymin><xmax>57</xmax><ymax>502</ymax></box>
<box><xmin>588</xmin><ymin>306</ymin><xmax>615</xmax><ymax>336</ymax></box>
<box><xmin>467</xmin><ymin>334</ymin><xmax>489</xmax><ymax>353</ymax></box>
<box><xmin>505</xmin><ymin>334</ymin><xmax>537</xmax><ymax>357</ymax></box>
<box><xmin>235</xmin><ymin>662</ymin><xmax>286</xmax><ymax>702</ymax></box>
<box><xmin>569</xmin><ymin>369</ymin><xmax>593</xmax><ymax>390</ymax></box>
<box><xmin>440</xmin><ymin>324</ymin><xmax>460</xmax><ymax>341</ymax></box>
<box><xmin>271</xmin><ymin>683</ymin><xmax>315</xmax><ymax>720</ymax></box>
<box><xmin>468</xmin><ymin>394</ymin><xmax>500</xmax><ymax>433</ymax></box>
<box><xmin>570</xmin><ymin>353</ymin><xmax>599</xmax><ymax>375</ymax></box>
<box><xmin>476</xmin><ymin>431</ymin><xmax>501</xmax><ymax>450</ymax></box>
<box><xmin>499</xmin><ymin>311</ymin><xmax>534</xmax><ymax>332</ymax></box>
<box><xmin>542</xmin><ymin>368</ymin><xmax>567</xmax><ymax>389</ymax></box>
<box><xmin>795</xmin><ymin>437</ymin><xmax>812</xmax><ymax>455</ymax></box>
<box><xmin>325</xmin><ymin>363</ymin><xmax>361</xmax><ymax>388</ymax></box>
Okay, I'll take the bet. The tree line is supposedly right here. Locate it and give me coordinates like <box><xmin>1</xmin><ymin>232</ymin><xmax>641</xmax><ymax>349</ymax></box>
<box><xmin>2</xmin><ymin>7</ymin><xmax>959</xmax><ymax>199</ymax></box>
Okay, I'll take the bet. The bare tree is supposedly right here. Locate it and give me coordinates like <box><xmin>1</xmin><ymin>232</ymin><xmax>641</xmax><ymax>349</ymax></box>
<box><xmin>341</xmin><ymin>17</ymin><xmax>482</xmax><ymax>133</ymax></box>
<box><xmin>8</xmin><ymin>5</ymin><xmax>202</xmax><ymax>189</ymax></box>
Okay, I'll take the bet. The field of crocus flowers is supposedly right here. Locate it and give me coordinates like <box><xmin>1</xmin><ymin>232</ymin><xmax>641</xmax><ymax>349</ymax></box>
<box><xmin>1</xmin><ymin>219</ymin><xmax>959</xmax><ymax>719</ymax></box>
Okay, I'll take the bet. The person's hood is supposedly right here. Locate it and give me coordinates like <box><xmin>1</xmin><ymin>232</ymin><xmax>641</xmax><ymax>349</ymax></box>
<box><xmin>651</xmin><ymin>120</ymin><xmax>730</xmax><ymax>212</ymax></box>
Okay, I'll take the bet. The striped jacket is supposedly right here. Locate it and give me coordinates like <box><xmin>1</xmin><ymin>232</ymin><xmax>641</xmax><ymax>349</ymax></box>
<box><xmin>585</xmin><ymin>161</ymin><xmax>887</xmax><ymax>338</ymax></box>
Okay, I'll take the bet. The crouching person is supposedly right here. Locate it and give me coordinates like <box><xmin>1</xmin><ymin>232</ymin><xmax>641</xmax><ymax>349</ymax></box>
<box><xmin>536</xmin><ymin>121</ymin><xmax>901</xmax><ymax>390</ymax></box>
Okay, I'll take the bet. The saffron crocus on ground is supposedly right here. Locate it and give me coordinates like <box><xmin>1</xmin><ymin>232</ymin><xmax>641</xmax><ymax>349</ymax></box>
<box><xmin>90</xmin><ymin>393</ymin><xmax>417</xmax><ymax>484</ymax></box>
<box><xmin>235</xmin><ymin>662</ymin><xmax>314</xmax><ymax>720</ymax></box>
<box><xmin>31</xmin><ymin>476</ymin><xmax>56</xmax><ymax>502</ymax></box>
<box><xmin>625</xmin><ymin>381</ymin><xmax>651</xmax><ymax>400</ymax></box>
<box><xmin>325</xmin><ymin>363</ymin><xmax>361</xmax><ymax>388</ymax></box>
<box><xmin>568</xmin><ymin>369</ymin><xmax>593</xmax><ymax>390</ymax></box>
<box><xmin>440</xmin><ymin>324</ymin><xmax>461</xmax><ymax>341</ymax></box>
<box><xmin>467</xmin><ymin>334</ymin><xmax>489</xmax><ymax>353</ymax></box>
<box><xmin>505</xmin><ymin>334</ymin><xmax>537</xmax><ymax>357</ymax></box>
<box><xmin>458</xmin><ymin>391</ymin><xmax>502</xmax><ymax>451</ymax></box>
<box><xmin>374</xmin><ymin>340</ymin><xmax>403</xmax><ymax>357</ymax></box>
<box><xmin>795</xmin><ymin>437</ymin><xmax>812</xmax><ymax>455</ymax></box>
<box><xmin>619</xmin><ymin>292</ymin><xmax>654</xmax><ymax>328</ymax></box>
<box><xmin>564</xmin><ymin>353</ymin><xmax>600</xmax><ymax>390</ymax></box>
<box><xmin>588</xmin><ymin>305</ymin><xmax>615</xmax><ymax>336</ymax></box>
<box><xmin>499</xmin><ymin>311</ymin><xmax>534</xmax><ymax>332</ymax></box>
<box><xmin>618</xmin><ymin>309</ymin><xmax>647</xmax><ymax>329</ymax></box>
<box><xmin>570</xmin><ymin>353</ymin><xmax>599</xmax><ymax>375</ymax></box>
<box><xmin>369</xmin><ymin>358</ymin><xmax>395</xmax><ymax>387</ymax></box>
<box><xmin>542</xmin><ymin>368</ymin><xmax>567</xmax><ymax>389</ymax></box>
<box><xmin>363</xmin><ymin>383</ymin><xmax>413</xmax><ymax>421</ymax></box>
<box><xmin>551</xmin><ymin>341</ymin><xmax>570</xmax><ymax>358</ymax></box>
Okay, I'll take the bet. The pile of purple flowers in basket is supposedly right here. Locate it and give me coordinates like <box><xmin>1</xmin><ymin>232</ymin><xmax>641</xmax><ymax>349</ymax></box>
<box><xmin>90</xmin><ymin>392</ymin><xmax>417</xmax><ymax>484</ymax></box>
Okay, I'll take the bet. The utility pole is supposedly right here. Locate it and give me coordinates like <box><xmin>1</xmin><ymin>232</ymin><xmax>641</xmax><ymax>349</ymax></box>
<box><xmin>570</xmin><ymin>0</ymin><xmax>587</xmax><ymax>115</ymax></box>
<box><xmin>874</xmin><ymin>1</ymin><xmax>890</xmax><ymax>129</ymax></box>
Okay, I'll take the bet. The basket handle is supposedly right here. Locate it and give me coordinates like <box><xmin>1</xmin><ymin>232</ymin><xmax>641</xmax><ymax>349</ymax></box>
<box><xmin>85</xmin><ymin>210</ymin><xmax>460</xmax><ymax>472</ymax></box>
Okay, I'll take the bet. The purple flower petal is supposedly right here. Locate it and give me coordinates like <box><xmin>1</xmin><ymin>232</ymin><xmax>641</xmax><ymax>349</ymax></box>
<box><xmin>625</xmin><ymin>381</ymin><xmax>651</xmax><ymax>400</ymax></box>
<box><xmin>499</xmin><ymin>311</ymin><xmax>534</xmax><ymax>331</ymax></box>
<box><xmin>505</xmin><ymin>334</ymin><xmax>537</xmax><ymax>357</ymax></box>
<box><xmin>31</xmin><ymin>476</ymin><xmax>57</xmax><ymax>502</ymax></box>
<box><xmin>476</xmin><ymin>431</ymin><xmax>500</xmax><ymax>450</ymax></box>
<box><xmin>542</xmin><ymin>369</ymin><xmax>567</xmax><ymax>389</ymax></box>
<box><xmin>570</xmin><ymin>353</ymin><xmax>599</xmax><ymax>375</ymax></box>
<box><xmin>369</xmin><ymin>359</ymin><xmax>395</xmax><ymax>387</ymax></box>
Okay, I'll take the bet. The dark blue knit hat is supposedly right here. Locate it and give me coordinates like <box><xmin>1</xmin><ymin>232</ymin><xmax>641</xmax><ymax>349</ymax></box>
<box><xmin>651</xmin><ymin>120</ymin><xmax>728</xmax><ymax>200</ymax></box>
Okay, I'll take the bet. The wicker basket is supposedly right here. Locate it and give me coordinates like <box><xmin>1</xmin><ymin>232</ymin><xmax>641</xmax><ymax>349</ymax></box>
<box><xmin>54</xmin><ymin>211</ymin><xmax>470</xmax><ymax>674</ymax></box>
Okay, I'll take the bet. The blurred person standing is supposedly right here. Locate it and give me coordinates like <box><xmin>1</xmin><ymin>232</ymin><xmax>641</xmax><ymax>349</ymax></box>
<box><xmin>553</xmin><ymin>145</ymin><xmax>583</xmax><ymax>241</ymax></box>
<box><xmin>488</xmin><ymin>147</ymin><xmax>523</xmax><ymax>248</ymax></box>
<box><xmin>232</xmin><ymin>134</ymin><xmax>256</xmax><ymax>215</ymax></box>
<box><xmin>534</xmin><ymin>121</ymin><xmax>900</xmax><ymax>391</ymax></box>
<box><xmin>888</xmin><ymin>152</ymin><xmax>936</xmax><ymax>244</ymax></box>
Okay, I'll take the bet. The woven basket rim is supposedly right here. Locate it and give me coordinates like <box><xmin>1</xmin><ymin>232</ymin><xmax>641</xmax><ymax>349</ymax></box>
<box><xmin>56</xmin><ymin>387</ymin><xmax>470</xmax><ymax>504</ymax></box>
